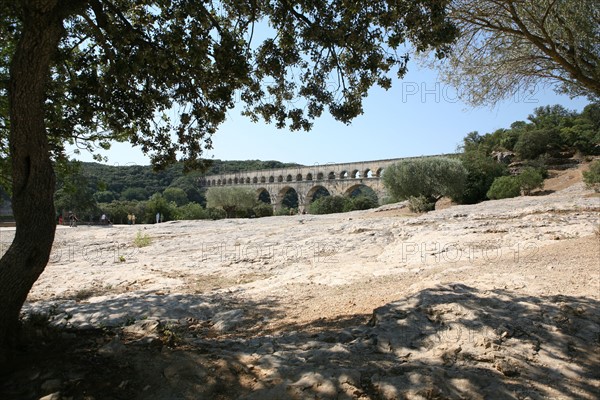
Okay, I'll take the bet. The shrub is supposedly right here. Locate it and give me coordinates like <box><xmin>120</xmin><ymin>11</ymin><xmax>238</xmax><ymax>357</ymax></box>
<box><xmin>487</xmin><ymin>176</ymin><xmax>521</xmax><ymax>199</ymax></box>
<box><xmin>518</xmin><ymin>167</ymin><xmax>544</xmax><ymax>195</ymax></box>
<box><xmin>145</xmin><ymin>193</ymin><xmax>177</xmax><ymax>223</ymax></box>
<box><xmin>309</xmin><ymin>195</ymin><xmax>349</xmax><ymax>214</ymax></box>
<box><xmin>275</xmin><ymin>206</ymin><xmax>294</xmax><ymax>216</ymax></box>
<box><xmin>382</xmin><ymin>157</ymin><xmax>467</xmax><ymax>209</ymax></box>
<box><xmin>133</xmin><ymin>230</ymin><xmax>152</xmax><ymax>248</ymax></box>
<box><xmin>514</xmin><ymin>129</ymin><xmax>554</xmax><ymax>159</ymax></box>
<box><xmin>205</xmin><ymin>207</ymin><xmax>227</xmax><ymax>220</ymax></box>
<box><xmin>233</xmin><ymin>208</ymin><xmax>255</xmax><ymax>218</ymax></box>
<box><xmin>176</xmin><ymin>202</ymin><xmax>206</xmax><ymax>220</ymax></box>
<box><xmin>407</xmin><ymin>195</ymin><xmax>435</xmax><ymax>213</ymax></box>
<box><xmin>120</xmin><ymin>187</ymin><xmax>149</xmax><ymax>201</ymax></box>
<box><xmin>253</xmin><ymin>203</ymin><xmax>274</xmax><ymax>217</ymax></box>
<box><xmin>583</xmin><ymin>159</ymin><xmax>600</xmax><ymax>192</ymax></box>
<box><xmin>456</xmin><ymin>151</ymin><xmax>507</xmax><ymax>204</ymax></box>
<box><xmin>206</xmin><ymin>187</ymin><xmax>258</xmax><ymax>218</ymax></box>
<box><xmin>163</xmin><ymin>187</ymin><xmax>190</xmax><ymax>206</ymax></box>
<box><xmin>347</xmin><ymin>194</ymin><xmax>379</xmax><ymax>211</ymax></box>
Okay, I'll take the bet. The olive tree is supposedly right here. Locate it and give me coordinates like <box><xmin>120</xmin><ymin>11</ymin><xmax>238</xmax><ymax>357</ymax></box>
<box><xmin>206</xmin><ymin>187</ymin><xmax>259</xmax><ymax>218</ymax></box>
<box><xmin>432</xmin><ymin>0</ymin><xmax>600</xmax><ymax>106</ymax></box>
<box><xmin>382</xmin><ymin>157</ymin><xmax>467</xmax><ymax>210</ymax></box>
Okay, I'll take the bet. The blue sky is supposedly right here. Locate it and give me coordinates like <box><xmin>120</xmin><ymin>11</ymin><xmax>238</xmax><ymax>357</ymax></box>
<box><xmin>70</xmin><ymin>65</ymin><xmax>591</xmax><ymax>167</ymax></box>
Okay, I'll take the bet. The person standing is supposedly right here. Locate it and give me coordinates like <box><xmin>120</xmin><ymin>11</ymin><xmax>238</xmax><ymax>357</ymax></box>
<box><xmin>127</xmin><ymin>213</ymin><xmax>132</xmax><ymax>225</ymax></box>
<box><xmin>132</xmin><ymin>214</ymin><xmax>136</xmax><ymax>225</ymax></box>
<box><xmin>69</xmin><ymin>212</ymin><xmax>78</xmax><ymax>227</ymax></box>
<box><xmin>156</xmin><ymin>212</ymin><xmax>160</xmax><ymax>224</ymax></box>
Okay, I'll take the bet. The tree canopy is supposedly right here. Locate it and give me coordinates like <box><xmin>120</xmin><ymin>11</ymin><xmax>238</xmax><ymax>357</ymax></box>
<box><xmin>206</xmin><ymin>187</ymin><xmax>259</xmax><ymax>218</ymax></box>
<box><xmin>382</xmin><ymin>157</ymin><xmax>467</xmax><ymax>208</ymax></box>
<box><xmin>432</xmin><ymin>0</ymin><xmax>600</xmax><ymax>106</ymax></box>
<box><xmin>0</xmin><ymin>0</ymin><xmax>459</xmax><ymax>355</ymax></box>
<box><xmin>0</xmin><ymin>0</ymin><xmax>457</xmax><ymax>169</ymax></box>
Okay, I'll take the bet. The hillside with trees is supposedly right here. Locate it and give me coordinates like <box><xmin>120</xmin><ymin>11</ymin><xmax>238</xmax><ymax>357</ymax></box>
<box><xmin>50</xmin><ymin>160</ymin><xmax>301</xmax><ymax>224</ymax></box>
<box><xmin>382</xmin><ymin>102</ymin><xmax>599</xmax><ymax>211</ymax></box>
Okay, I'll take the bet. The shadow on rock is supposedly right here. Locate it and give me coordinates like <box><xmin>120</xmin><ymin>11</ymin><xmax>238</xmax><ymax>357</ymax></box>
<box><xmin>6</xmin><ymin>285</ymin><xmax>600</xmax><ymax>400</ymax></box>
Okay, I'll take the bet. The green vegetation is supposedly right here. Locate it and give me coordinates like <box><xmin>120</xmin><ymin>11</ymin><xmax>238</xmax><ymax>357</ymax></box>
<box><xmin>518</xmin><ymin>167</ymin><xmax>544</xmax><ymax>196</ymax></box>
<box><xmin>50</xmin><ymin>159</ymin><xmax>302</xmax><ymax>223</ymax></box>
<box><xmin>133</xmin><ymin>231</ymin><xmax>152</xmax><ymax>248</ymax></box>
<box><xmin>175</xmin><ymin>203</ymin><xmax>206</xmax><ymax>220</ymax></box>
<box><xmin>308</xmin><ymin>193</ymin><xmax>379</xmax><ymax>215</ymax></box>
<box><xmin>583</xmin><ymin>160</ymin><xmax>600</xmax><ymax>192</ymax></box>
<box><xmin>407</xmin><ymin>195</ymin><xmax>436</xmax><ymax>213</ymax></box>
<box><xmin>434</xmin><ymin>0</ymin><xmax>599</xmax><ymax>106</ymax></box>
<box><xmin>253</xmin><ymin>203</ymin><xmax>274</xmax><ymax>218</ymax></box>
<box><xmin>382</xmin><ymin>157</ymin><xmax>467</xmax><ymax>211</ymax></box>
<box><xmin>309</xmin><ymin>196</ymin><xmax>348</xmax><ymax>215</ymax></box>
<box><xmin>486</xmin><ymin>168</ymin><xmax>545</xmax><ymax>200</ymax></box>
<box><xmin>206</xmin><ymin>187</ymin><xmax>260</xmax><ymax>218</ymax></box>
<box><xmin>486</xmin><ymin>176</ymin><xmax>522</xmax><ymax>200</ymax></box>
<box><xmin>456</xmin><ymin>149</ymin><xmax>507</xmax><ymax>204</ymax></box>
<box><xmin>457</xmin><ymin>103</ymin><xmax>600</xmax><ymax>203</ymax></box>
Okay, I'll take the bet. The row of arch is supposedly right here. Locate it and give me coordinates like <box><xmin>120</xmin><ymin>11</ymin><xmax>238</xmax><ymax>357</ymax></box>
<box><xmin>256</xmin><ymin>184</ymin><xmax>378</xmax><ymax>208</ymax></box>
<box><xmin>203</xmin><ymin>168</ymin><xmax>384</xmax><ymax>187</ymax></box>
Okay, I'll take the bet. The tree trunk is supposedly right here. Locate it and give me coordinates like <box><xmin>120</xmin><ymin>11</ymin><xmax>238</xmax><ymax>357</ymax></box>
<box><xmin>0</xmin><ymin>0</ymin><xmax>65</xmax><ymax>362</ymax></box>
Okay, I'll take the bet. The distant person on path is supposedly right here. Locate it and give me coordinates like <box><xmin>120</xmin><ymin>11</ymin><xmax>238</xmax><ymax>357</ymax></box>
<box><xmin>156</xmin><ymin>212</ymin><xmax>160</xmax><ymax>224</ymax></box>
<box><xmin>101</xmin><ymin>214</ymin><xmax>106</xmax><ymax>224</ymax></box>
<box><xmin>58</xmin><ymin>215</ymin><xmax>63</xmax><ymax>225</ymax></box>
<box><xmin>68</xmin><ymin>212</ymin><xmax>78</xmax><ymax>227</ymax></box>
<box><xmin>132</xmin><ymin>214</ymin><xmax>136</xmax><ymax>225</ymax></box>
<box><xmin>127</xmin><ymin>213</ymin><xmax>132</xmax><ymax>225</ymax></box>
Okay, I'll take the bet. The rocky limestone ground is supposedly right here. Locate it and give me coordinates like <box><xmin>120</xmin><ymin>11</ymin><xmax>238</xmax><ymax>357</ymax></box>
<box><xmin>1</xmin><ymin>166</ymin><xmax>599</xmax><ymax>400</ymax></box>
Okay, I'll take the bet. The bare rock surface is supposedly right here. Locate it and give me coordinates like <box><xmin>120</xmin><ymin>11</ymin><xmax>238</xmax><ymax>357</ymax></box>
<box><xmin>4</xmin><ymin>169</ymin><xmax>599</xmax><ymax>399</ymax></box>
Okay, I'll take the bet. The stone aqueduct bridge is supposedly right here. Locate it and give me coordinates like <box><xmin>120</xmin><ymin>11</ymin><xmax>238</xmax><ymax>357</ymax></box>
<box><xmin>199</xmin><ymin>155</ymin><xmax>442</xmax><ymax>211</ymax></box>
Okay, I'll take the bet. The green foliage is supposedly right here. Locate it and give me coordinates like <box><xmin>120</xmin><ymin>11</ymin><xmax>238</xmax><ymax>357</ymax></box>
<box><xmin>98</xmin><ymin>200</ymin><xmax>136</xmax><ymax>225</ymax></box>
<box><xmin>514</xmin><ymin>129</ymin><xmax>555</xmax><ymax>160</ymax></box>
<box><xmin>94</xmin><ymin>190</ymin><xmax>116</xmax><ymax>203</ymax></box>
<box><xmin>168</xmin><ymin>172</ymin><xmax>205</xmax><ymax>206</ymax></box>
<box><xmin>407</xmin><ymin>195</ymin><xmax>436</xmax><ymax>213</ymax></box>
<box><xmin>1</xmin><ymin>1</ymin><xmax>457</xmax><ymax>169</ymax></box>
<box><xmin>309</xmin><ymin>196</ymin><xmax>350</xmax><ymax>214</ymax></box>
<box><xmin>433</xmin><ymin>0</ymin><xmax>599</xmax><ymax>106</ymax></box>
<box><xmin>206</xmin><ymin>187</ymin><xmax>258</xmax><ymax>218</ymax></box>
<box><xmin>382</xmin><ymin>157</ymin><xmax>467</xmax><ymax>206</ymax></box>
<box><xmin>74</xmin><ymin>160</ymin><xmax>302</xmax><ymax>209</ymax></box>
<box><xmin>54</xmin><ymin>161</ymin><xmax>99</xmax><ymax>217</ymax></box>
<box><xmin>583</xmin><ymin>160</ymin><xmax>600</xmax><ymax>192</ymax></box>
<box><xmin>518</xmin><ymin>167</ymin><xmax>544</xmax><ymax>195</ymax></box>
<box><xmin>307</xmin><ymin>191</ymin><xmax>378</xmax><ymax>214</ymax></box>
<box><xmin>175</xmin><ymin>203</ymin><xmax>206</xmax><ymax>220</ymax></box>
<box><xmin>486</xmin><ymin>176</ymin><xmax>521</xmax><ymax>200</ymax></box>
<box><xmin>455</xmin><ymin>102</ymin><xmax>599</xmax><ymax>204</ymax></box>
<box><xmin>253</xmin><ymin>203</ymin><xmax>274</xmax><ymax>218</ymax></box>
<box><xmin>145</xmin><ymin>193</ymin><xmax>177</xmax><ymax>223</ymax></box>
<box><xmin>205</xmin><ymin>207</ymin><xmax>227</xmax><ymax>220</ymax></box>
<box><xmin>346</xmin><ymin>185</ymin><xmax>379</xmax><ymax>210</ymax></box>
<box><xmin>163</xmin><ymin>187</ymin><xmax>189</xmax><ymax>207</ymax></box>
<box><xmin>348</xmin><ymin>195</ymin><xmax>379</xmax><ymax>211</ymax></box>
<box><xmin>275</xmin><ymin>207</ymin><xmax>295</xmax><ymax>216</ymax></box>
<box><xmin>120</xmin><ymin>187</ymin><xmax>149</xmax><ymax>201</ymax></box>
<box><xmin>456</xmin><ymin>150</ymin><xmax>507</xmax><ymax>204</ymax></box>
<box><xmin>133</xmin><ymin>231</ymin><xmax>152</xmax><ymax>248</ymax></box>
